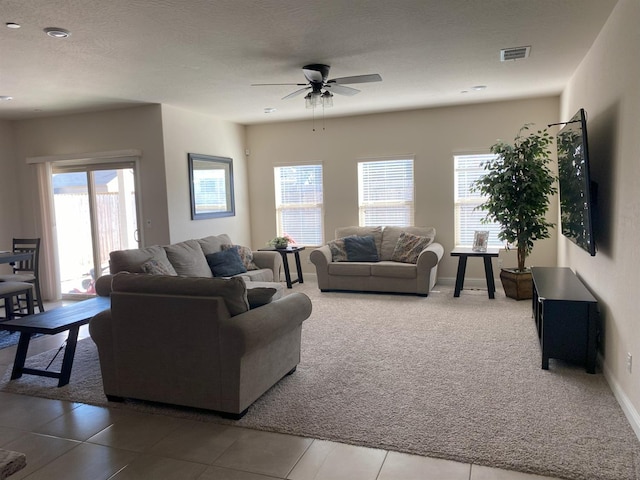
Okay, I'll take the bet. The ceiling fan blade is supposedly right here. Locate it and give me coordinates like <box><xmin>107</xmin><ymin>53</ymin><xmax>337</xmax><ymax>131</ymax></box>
<box><xmin>282</xmin><ymin>87</ymin><xmax>310</xmax><ymax>100</ymax></box>
<box><xmin>325</xmin><ymin>84</ymin><xmax>360</xmax><ymax>96</ymax></box>
<box><xmin>251</xmin><ymin>83</ymin><xmax>308</xmax><ymax>86</ymax></box>
<box><xmin>327</xmin><ymin>73</ymin><xmax>382</xmax><ymax>85</ymax></box>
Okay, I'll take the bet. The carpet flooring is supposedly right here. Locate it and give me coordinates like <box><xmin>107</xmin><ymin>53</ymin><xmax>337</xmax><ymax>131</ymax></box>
<box><xmin>1</xmin><ymin>282</ymin><xmax>639</xmax><ymax>480</ymax></box>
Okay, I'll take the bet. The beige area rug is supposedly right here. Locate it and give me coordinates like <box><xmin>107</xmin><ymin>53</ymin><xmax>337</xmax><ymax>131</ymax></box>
<box><xmin>1</xmin><ymin>281</ymin><xmax>639</xmax><ymax>480</ymax></box>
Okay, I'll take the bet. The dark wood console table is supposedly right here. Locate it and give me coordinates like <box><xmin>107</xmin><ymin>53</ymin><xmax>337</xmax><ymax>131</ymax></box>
<box><xmin>259</xmin><ymin>246</ymin><xmax>305</xmax><ymax>288</ymax></box>
<box><xmin>531</xmin><ymin>267</ymin><xmax>598</xmax><ymax>373</ymax></box>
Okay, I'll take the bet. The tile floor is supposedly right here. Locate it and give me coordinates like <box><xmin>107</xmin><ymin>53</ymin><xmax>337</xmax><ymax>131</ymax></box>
<box><xmin>0</xmin><ymin>307</ymin><xmax>562</xmax><ymax>480</ymax></box>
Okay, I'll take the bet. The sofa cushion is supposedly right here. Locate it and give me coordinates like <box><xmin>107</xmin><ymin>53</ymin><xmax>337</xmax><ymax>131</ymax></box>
<box><xmin>328</xmin><ymin>262</ymin><xmax>372</xmax><ymax>276</ymax></box>
<box><xmin>344</xmin><ymin>235</ymin><xmax>379</xmax><ymax>262</ymax></box>
<box><xmin>206</xmin><ymin>248</ymin><xmax>247</xmax><ymax>277</ymax></box>
<box><xmin>335</xmin><ymin>226</ymin><xmax>383</xmax><ymax>257</ymax></box>
<box><xmin>141</xmin><ymin>258</ymin><xmax>178</xmax><ymax>276</ymax></box>
<box><xmin>197</xmin><ymin>234</ymin><xmax>233</xmax><ymax>255</ymax></box>
<box><xmin>238</xmin><ymin>269</ymin><xmax>275</xmax><ymax>282</ymax></box>
<box><xmin>222</xmin><ymin>244</ymin><xmax>259</xmax><ymax>270</ymax></box>
<box><xmin>246</xmin><ymin>286</ymin><xmax>280</xmax><ymax>309</ymax></box>
<box><xmin>109</xmin><ymin>245</ymin><xmax>171</xmax><ymax>274</ymax></box>
<box><xmin>111</xmin><ymin>273</ymin><xmax>249</xmax><ymax>316</ymax></box>
<box><xmin>371</xmin><ymin>261</ymin><xmax>418</xmax><ymax>279</ymax></box>
<box><xmin>391</xmin><ymin>232</ymin><xmax>434</xmax><ymax>264</ymax></box>
<box><xmin>380</xmin><ymin>226</ymin><xmax>436</xmax><ymax>261</ymax></box>
<box><xmin>164</xmin><ymin>240</ymin><xmax>212</xmax><ymax>277</ymax></box>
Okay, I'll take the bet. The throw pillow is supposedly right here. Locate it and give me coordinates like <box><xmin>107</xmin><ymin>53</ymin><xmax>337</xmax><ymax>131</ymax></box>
<box><xmin>247</xmin><ymin>287</ymin><xmax>279</xmax><ymax>309</ymax></box>
<box><xmin>206</xmin><ymin>248</ymin><xmax>247</xmax><ymax>277</ymax></box>
<box><xmin>327</xmin><ymin>237</ymin><xmax>349</xmax><ymax>262</ymax></box>
<box><xmin>221</xmin><ymin>244</ymin><xmax>259</xmax><ymax>270</ymax></box>
<box><xmin>391</xmin><ymin>232</ymin><xmax>433</xmax><ymax>264</ymax></box>
<box><xmin>344</xmin><ymin>235</ymin><xmax>379</xmax><ymax>262</ymax></box>
<box><xmin>141</xmin><ymin>258</ymin><xmax>178</xmax><ymax>276</ymax></box>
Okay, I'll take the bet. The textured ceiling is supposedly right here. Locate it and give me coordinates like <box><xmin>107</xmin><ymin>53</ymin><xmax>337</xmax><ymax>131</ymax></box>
<box><xmin>0</xmin><ymin>0</ymin><xmax>618</xmax><ymax>124</ymax></box>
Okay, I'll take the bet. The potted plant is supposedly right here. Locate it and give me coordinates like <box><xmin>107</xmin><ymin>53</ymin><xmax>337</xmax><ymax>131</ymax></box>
<box><xmin>268</xmin><ymin>236</ymin><xmax>291</xmax><ymax>249</ymax></box>
<box><xmin>472</xmin><ymin>124</ymin><xmax>557</xmax><ymax>300</ymax></box>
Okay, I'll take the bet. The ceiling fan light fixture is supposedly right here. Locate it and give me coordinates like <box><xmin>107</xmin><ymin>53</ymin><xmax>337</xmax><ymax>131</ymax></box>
<box><xmin>321</xmin><ymin>91</ymin><xmax>333</xmax><ymax>108</ymax></box>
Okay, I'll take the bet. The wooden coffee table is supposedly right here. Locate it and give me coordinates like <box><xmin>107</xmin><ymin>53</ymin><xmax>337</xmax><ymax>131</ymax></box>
<box><xmin>0</xmin><ymin>296</ymin><xmax>110</xmax><ymax>386</ymax></box>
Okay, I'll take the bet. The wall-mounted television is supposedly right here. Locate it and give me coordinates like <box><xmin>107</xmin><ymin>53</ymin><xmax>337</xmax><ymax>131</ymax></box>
<box><xmin>556</xmin><ymin>108</ymin><xmax>596</xmax><ymax>256</ymax></box>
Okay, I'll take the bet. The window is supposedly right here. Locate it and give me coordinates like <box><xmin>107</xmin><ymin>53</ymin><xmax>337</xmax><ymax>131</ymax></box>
<box><xmin>358</xmin><ymin>158</ymin><xmax>414</xmax><ymax>226</ymax></box>
<box><xmin>274</xmin><ymin>164</ymin><xmax>324</xmax><ymax>246</ymax></box>
<box><xmin>454</xmin><ymin>153</ymin><xmax>503</xmax><ymax>248</ymax></box>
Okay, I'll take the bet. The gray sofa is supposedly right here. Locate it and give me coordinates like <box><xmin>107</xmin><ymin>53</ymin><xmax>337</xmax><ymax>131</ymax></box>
<box><xmin>90</xmin><ymin>273</ymin><xmax>312</xmax><ymax>418</ymax></box>
<box><xmin>108</xmin><ymin>233</ymin><xmax>282</xmax><ymax>282</ymax></box>
<box><xmin>310</xmin><ymin>226</ymin><xmax>444</xmax><ymax>296</ymax></box>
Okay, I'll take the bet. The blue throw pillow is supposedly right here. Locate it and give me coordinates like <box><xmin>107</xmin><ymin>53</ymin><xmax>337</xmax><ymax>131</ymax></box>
<box><xmin>206</xmin><ymin>248</ymin><xmax>247</xmax><ymax>277</ymax></box>
<box><xmin>344</xmin><ymin>235</ymin><xmax>379</xmax><ymax>262</ymax></box>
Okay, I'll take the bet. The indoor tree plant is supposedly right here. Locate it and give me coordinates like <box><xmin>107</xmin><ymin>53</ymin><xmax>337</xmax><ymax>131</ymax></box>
<box><xmin>472</xmin><ymin>124</ymin><xmax>557</xmax><ymax>300</ymax></box>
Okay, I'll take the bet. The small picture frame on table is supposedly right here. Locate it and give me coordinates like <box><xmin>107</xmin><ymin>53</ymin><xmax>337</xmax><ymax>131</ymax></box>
<box><xmin>472</xmin><ymin>230</ymin><xmax>489</xmax><ymax>252</ymax></box>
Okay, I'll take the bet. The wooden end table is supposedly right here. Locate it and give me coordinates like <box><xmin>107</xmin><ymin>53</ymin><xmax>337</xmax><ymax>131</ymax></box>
<box><xmin>259</xmin><ymin>246</ymin><xmax>305</xmax><ymax>288</ymax></box>
<box><xmin>450</xmin><ymin>247</ymin><xmax>500</xmax><ymax>299</ymax></box>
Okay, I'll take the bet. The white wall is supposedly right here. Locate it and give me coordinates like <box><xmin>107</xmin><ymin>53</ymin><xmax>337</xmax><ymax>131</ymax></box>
<box><xmin>559</xmin><ymin>0</ymin><xmax>640</xmax><ymax>435</ymax></box>
<box><xmin>160</xmin><ymin>105</ymin><xmax>251</xmax><ymax>246</ymax></box>
<box><xmin>11</xmin><ymin>105</ymin><xmax>171</xmax><ymax>247</ymax></box>
<box><xmin>246</xmin><ymin>96</ymin><xmax>560</xmax><ymax>280</ymax></box>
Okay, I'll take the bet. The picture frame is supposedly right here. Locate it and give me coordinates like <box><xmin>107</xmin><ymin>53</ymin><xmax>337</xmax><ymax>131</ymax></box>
<box><xmin>188</xmin><ymin>153</ymin><xmax>235</xmax><ymax>220</ymax></box>
<box><xmin>472</xmin><ymin>230</ymin><xmax>489</xmax><ymax>252</ymax></box>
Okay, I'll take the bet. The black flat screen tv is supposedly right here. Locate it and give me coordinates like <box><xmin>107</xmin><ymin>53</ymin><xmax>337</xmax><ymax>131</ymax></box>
<box><xmin>556</xmin><ymin>108</ymin><xmax>596</xmax><ymax>256</ymax></box>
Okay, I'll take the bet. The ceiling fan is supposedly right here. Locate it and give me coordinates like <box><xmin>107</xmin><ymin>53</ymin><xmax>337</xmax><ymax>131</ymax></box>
<box><xmin>252</xmin><ymin>64</ymin><xmax>382</xmax><ymax>108</ymax></box>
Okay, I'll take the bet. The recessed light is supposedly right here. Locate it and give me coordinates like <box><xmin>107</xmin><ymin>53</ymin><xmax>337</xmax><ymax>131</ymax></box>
<box><xmin>44</xmin><ymin>27</ymin><xmax>71</xmax><ymax>38</ymax></box>
<box><xmin>5</xmin><ymin>22</ymin><xmax>21</xmax><ymax>29</ymax></box>
<box><xmin>264</xmin><ymin>107</ymin><xmax>277</xmax><ymax>114</ymax></box>
<box><xmin>471</xmin><ymin>85</ymin><xmax>487</xmax><ymax>91</ymax></box>
<box><xmin>0</xmin><ymin>96</ymin><xmax>13</xmax><ymax>101</ymax></box>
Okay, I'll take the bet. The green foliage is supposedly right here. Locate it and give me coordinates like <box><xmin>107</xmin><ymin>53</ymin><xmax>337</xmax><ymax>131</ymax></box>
<box><xmin>472</xmin><ymin>124</ymin><xmax>557</xmax><ymax>271</ymax></box>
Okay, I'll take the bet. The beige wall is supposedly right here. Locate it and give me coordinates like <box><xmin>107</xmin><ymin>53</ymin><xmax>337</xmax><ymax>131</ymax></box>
<box><xmin>11</xmin><ymin>105</ymin><xmax>171</xmax><ymax>247</ymax></box>
<box><xmin>0</xmin><ymin>121</ymin><xmax>20</xmax><ymax>274</ymax></box>
<box><xmin>246</xmin><ymin>97</ymin><xmax>560</xmax><ymax>280</ymax></box>
<box><xmin>559</xmin><ymin>0</ymin><xmax>640</xmax><ymax>434</ymax></box>
<box><xmin>160</xmin><ymin>105</ymin><xmax>251</xmax><ymax>246</ymax></box>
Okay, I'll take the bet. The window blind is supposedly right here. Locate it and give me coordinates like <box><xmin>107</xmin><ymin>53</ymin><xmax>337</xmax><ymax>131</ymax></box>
<box><xmin>454</xmin><ymin>153</ymin><xmax>503</xmax><ymax>247</ymax></box>
<box><xmin>274</xmin><ymin>164</ymin><xmax>324</xmax><ymax>246</ymax></box>
<box><xmin>358</xmin><ymin>158</ymin><xmax>414</xmax><ymax>226</ymax></box>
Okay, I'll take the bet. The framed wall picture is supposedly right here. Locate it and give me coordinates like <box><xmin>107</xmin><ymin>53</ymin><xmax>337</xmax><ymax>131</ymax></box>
<box><xmin>472</xmin><ymin>230</ymin><xmax>489</xmax><ymax>252</ymax></box>
<box><xmin>188</xmin><ymin>153</ymin><xmax>235</xmax><ymax>220</ymax></box>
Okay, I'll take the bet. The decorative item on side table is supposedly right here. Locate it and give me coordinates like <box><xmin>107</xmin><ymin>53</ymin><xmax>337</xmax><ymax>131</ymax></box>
<box><xmin>472</xmin><ymin>231</ymin><xmax>489</xmax><ymax>252</ymax></box>
<box><xmin>268</xmin><ymin>236</ymin><xmax>290</xmax><ymax>249</ymax></box>
<box><xmin>472</xmin><ymin>124</ymin><xmax>557</xmax><ymax>300</ymax></box>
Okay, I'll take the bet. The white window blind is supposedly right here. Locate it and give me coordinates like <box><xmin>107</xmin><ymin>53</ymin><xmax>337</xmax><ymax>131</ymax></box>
<box><xmin>274</xmin><ymin>164</ymin><xmax>324</xmax><ymax>246</ymax></box>
<box><xmin>454</xmin><ymin>153</ymin><xmax>503</xmax><ymax>248</ymax></box>
<box><xmin>358</xmin><ymin>158</ymin><xmax>414</xmax><ymax>226</ymax></box>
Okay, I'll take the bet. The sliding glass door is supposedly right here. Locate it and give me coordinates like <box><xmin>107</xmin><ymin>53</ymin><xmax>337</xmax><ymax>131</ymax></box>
<box><xmin>52</xmin><ymin>164</ymin><xmax>139</xmax><ymax>298</ymax></box>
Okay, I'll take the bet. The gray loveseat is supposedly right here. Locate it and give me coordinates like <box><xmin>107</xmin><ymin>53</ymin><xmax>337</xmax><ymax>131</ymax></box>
<box><xmin>310</xmin><ymin>226</ymin><xmax>444</xmax><ymax>296</ymax></box>
<box><xmin>90</xmin><ymin>273</ymin><xmax>312</xmax><ymax>418</ymax></box>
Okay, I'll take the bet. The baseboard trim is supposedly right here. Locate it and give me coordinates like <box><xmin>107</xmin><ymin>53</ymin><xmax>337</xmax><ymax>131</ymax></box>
<box><xmin>601</xmin><ymin>353</ymin><xmax>640</xmax><ymax>441</ymax></box>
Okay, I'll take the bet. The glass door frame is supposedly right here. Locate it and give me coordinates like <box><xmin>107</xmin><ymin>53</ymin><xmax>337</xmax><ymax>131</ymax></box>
<box><xmin>51</xmin><ymin>159</ymin><xmax>142</xmax><ymax>299</ymax></box>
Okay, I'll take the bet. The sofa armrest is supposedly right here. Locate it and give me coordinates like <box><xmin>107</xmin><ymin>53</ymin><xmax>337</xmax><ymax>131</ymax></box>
<box><xmin>219</xmin><ymin>292</ymin><xmax>312</xmax><ymax>355</ymax></box>
<box><xmin>309</xmin><ymin>245</ymin><xmax>331</xmax><ymax>289</ymax></box>
<box><xmin>416</xmin><ymin>241</ymin><xmax>445</xmax><ymax>269</ymax></box>
<box><xmin>251</xmin><ymin>250</ymin><xmax>283</xmax><ymax>280</ymax></box>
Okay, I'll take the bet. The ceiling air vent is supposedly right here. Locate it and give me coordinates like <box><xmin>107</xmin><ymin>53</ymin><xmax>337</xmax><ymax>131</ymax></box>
<box><xmin>500</xmin><ymin>46</ymin><xmax>531</xmax><ymax>62</ymax></box>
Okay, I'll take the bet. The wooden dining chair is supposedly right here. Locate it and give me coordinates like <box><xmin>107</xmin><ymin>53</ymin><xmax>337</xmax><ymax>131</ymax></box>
<box><xmin>0</xmin><ymin>238</ymin><xmax>44</xmax><ymax>313</ymax></box>
<box><xmin>0</xmin><ymin>282</ymin><xmax>34</xmax><ymax>320</ymax></box>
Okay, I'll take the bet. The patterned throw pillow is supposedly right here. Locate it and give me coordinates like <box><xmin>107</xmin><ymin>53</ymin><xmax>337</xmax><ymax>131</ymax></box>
<box><xmin>221</xmin><ymin>244</ymin><xmax>259</xmax><ymax>270</ymax></box>
<box><xmin>141</xmin><ymin>258</ymin><xmax>178</xmax><ymax>275</ymax></box>
<box><xmin>327</xmin><ymin>237</ymin><xmax>348</xmax><ymax>262</ymax></box>
<box><xmin>391</xmin><ymin>232</ymin><xmax>433</xmax><ymax>264</ymax></box>
<box><xmin>206</xmin><ymin>248</ymin><xmax>247</xmax><ymax>277</ymax></box>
